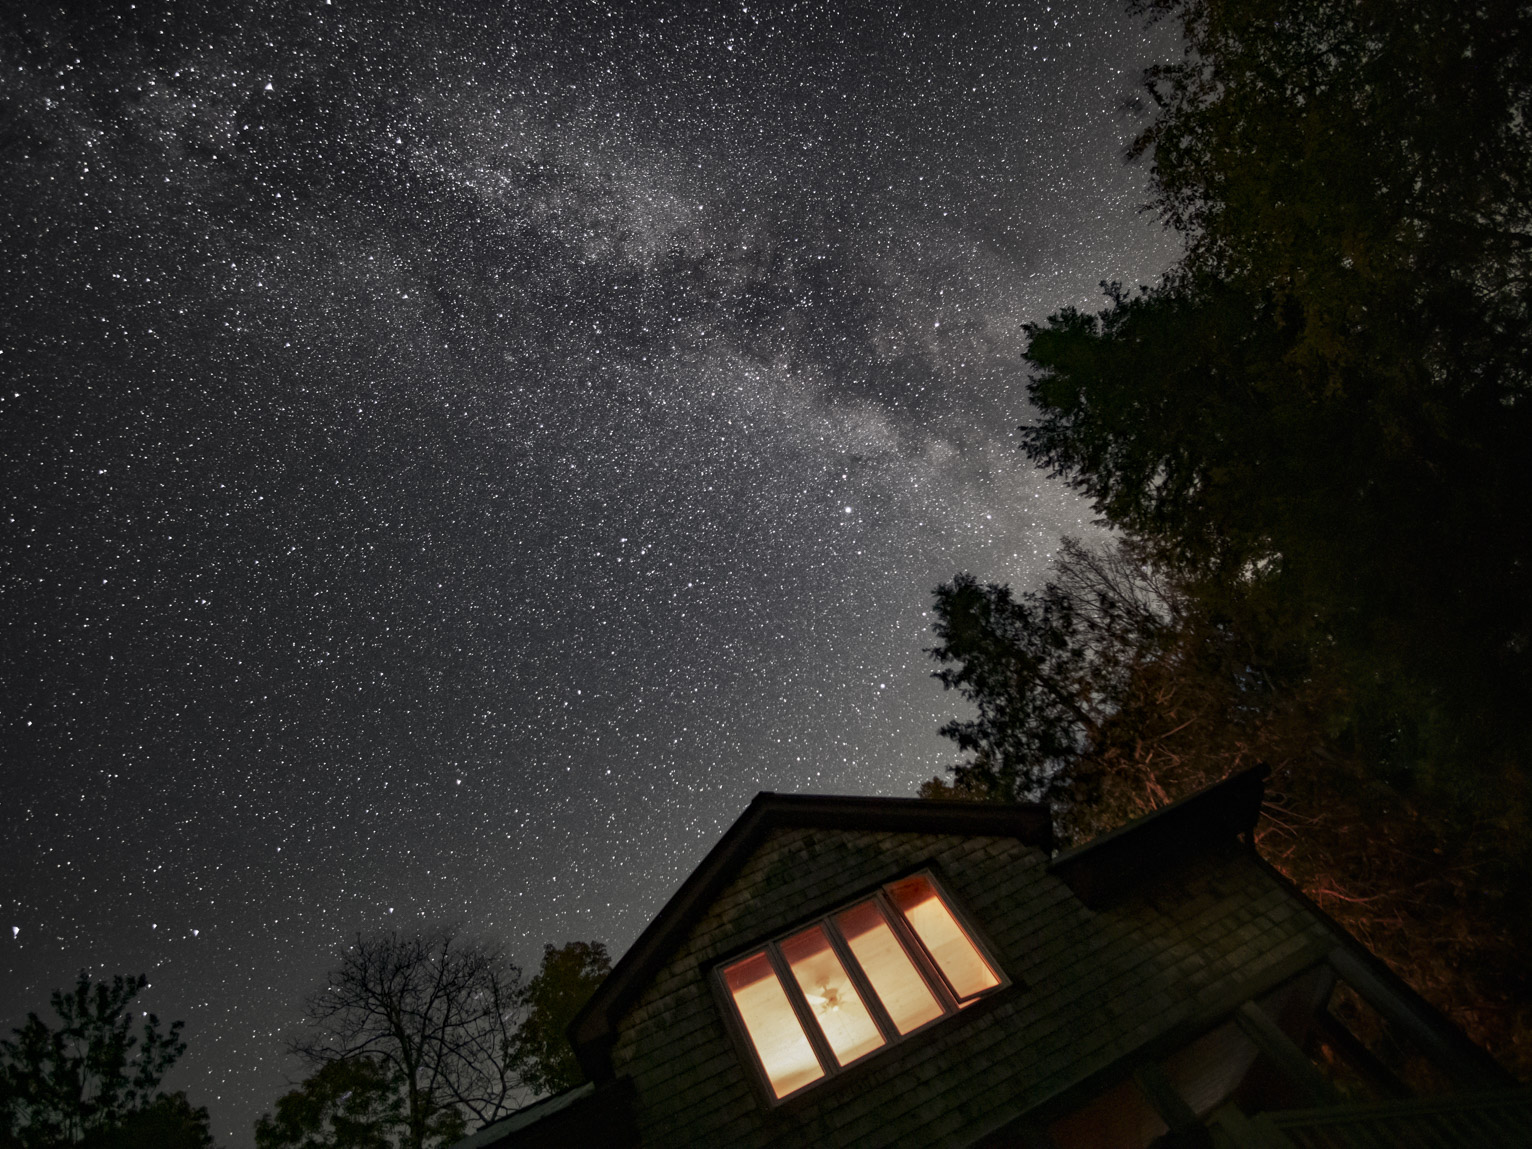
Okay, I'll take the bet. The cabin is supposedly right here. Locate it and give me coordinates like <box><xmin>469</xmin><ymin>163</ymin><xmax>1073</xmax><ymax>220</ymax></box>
<box><xmin>457</xmin><ymin>766</ymin><xmax>1530</xmax><ymax>1148</ymax></box>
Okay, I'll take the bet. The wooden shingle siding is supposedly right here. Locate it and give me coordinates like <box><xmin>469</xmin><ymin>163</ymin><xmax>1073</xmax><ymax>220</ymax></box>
<box><xmin>609</xmin><ymin>826</ymin><xmax>1336</xmax><ymax>1147</ymax></box>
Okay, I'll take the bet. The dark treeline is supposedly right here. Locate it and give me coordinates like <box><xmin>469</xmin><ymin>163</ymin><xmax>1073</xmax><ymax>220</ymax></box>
<box><xmin>0</xmin><ymin>974</ymin><xmax>213</xmax><ymax>1149</ymax></box>
<box><xmin>259</xmin><ymin>930</ymin><xmax>609</xmax><ymax>1149</ymax></box>
<box><xmin>925</xmin><ymin>0</ymin><xmax>1532</xmax><ymax>1075</ymax></box>
<box><xmin>1</xmin><ymin>936</ymin><xmax>609</xmax><ymax>1149</ymax></box>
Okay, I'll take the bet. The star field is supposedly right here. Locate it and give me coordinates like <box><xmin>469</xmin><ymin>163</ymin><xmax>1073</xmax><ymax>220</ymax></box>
<box><xmin>1</xmin><ymin>2</ymin><xmax>1178</xmax><ymax>1143</ymax></box>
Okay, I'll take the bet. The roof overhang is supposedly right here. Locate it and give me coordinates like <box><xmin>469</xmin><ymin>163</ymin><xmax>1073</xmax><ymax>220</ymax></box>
<box><xmin>1049</xmin><ymin>763</ymin><xmax>1269</xmax><ymax>908</ymax></box>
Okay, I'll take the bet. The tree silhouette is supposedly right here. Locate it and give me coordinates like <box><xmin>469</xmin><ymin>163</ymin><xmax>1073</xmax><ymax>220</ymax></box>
<box><xmin>1019</xmin><ymin>0</ymin><xmax>1532</xmax><ymax>793</ymax></box>
<box><xmin>254</xmin><ymin>1057</ymin><xmax>405</xmax><ymax>1149</ymax></box>
<box><xmin>506</xmin><ymin>942</ymin><xmax>611</xmax><ymax>1096</ymax></box>
<box><xmin>0</xmin><ymin>974</ymin><xmax>208</xmax><ymax>1148</ymax></box>
<box><xmin>929</xmin><ymin>0</ymin><xmax>1532</xmax><ymax>1075</ymax></box>
<box><xmin>79</xmin><ymin>1093</ymin><xmax>214</xmax><ymax>1149</ymax></box>
<box><xmin>290</xmin><ymin>927</ymin><xmax>521</xmax><ymax>1149</ymax></box>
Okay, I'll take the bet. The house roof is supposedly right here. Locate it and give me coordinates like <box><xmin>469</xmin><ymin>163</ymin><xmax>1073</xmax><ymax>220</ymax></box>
<box><xmin>454</xmin><ymin>1084</ymin><xmax>595</xmax><ymax>1149</ymax></box>
<box><xmin>567</xmin><ymin>791</ymin><xmax>1054</xmax><ymax>1080</ymax></box>
<box><xmin>455</xmin><ymin>1080</ymin><xmax>637</xmax><ymax>1149</ymax></box>
<box><xmin>567</xmin><ymin>767</ymin><xmax>1271</xmax><ymax>1083</ymax></box>
<box><xmin>1049</xmin><ymin>763</ymin><xmax>1269</xmax><ymax>907</ymax></box>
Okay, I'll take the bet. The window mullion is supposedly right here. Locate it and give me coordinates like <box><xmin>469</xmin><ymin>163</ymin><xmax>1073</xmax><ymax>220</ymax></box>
<box><xmin>765</xmin><ymin>941</ymin><xmax>839</xmax><ymax>1077</ymax></box>
<box><xmin>877</xmin><ymin>890</ymin><xmax>960</xmax><ymax>1013</ymax></box>
<box><xmin>823</xmin><ymin>915</ymin><xmax>900</xmax><ymax>1044</ymax></box>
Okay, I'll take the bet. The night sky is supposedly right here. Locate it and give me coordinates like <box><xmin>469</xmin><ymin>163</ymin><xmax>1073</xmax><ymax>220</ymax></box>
<box><xmin>1</xmin><ymin>2</ymin><xmax>1178</xmax><ymax>1143</ymax></box>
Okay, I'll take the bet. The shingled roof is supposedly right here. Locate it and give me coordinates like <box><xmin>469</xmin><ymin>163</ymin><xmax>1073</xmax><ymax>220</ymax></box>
<box><xmin>1049</xmin><ymin>763</ymin><xmax>1268</xmax><ymax>907</ymax></box>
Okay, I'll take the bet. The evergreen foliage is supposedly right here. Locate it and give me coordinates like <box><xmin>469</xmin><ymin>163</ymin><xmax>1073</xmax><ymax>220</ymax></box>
<box><xmin>506</xmin><ymin>942</ymin><xmax>611</xmax><ymax>1097</ymax></box>
<box><xmin>929</xmin><ymin>0</ymin><xmax>1532</xmax><ymax>1074</ymax></box>
<box><xmin>1020</xmin><ymin>0</ymin><xmax>1532</xmax><ymax>795</ymax></box>
<box><xmin>78</xmin><ymin>1093</ymin><xmax>215</xmax><ymax>1149</ymax></box>
<box><xmin>253</xmin><ymin>1058</ymin><xmax>410</xmax><ymax>1149</ymax></box>
<box><xmin>0</xmin><ymin>974</ymin><xmax>211</xmax><ymax>1149</ymax></box>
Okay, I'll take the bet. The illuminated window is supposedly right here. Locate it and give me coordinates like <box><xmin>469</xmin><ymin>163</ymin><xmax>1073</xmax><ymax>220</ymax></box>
<box><xmin>885</xmin><ymin>874</ymin><xmax>1001</xmax><ymax>1000</ymax></box>
<box><xmin>718</xmin><ymin>871</ymin><xmax>1007</xmax><ymax>1101</ymax></box>
<box><xmin>722</xmin><ymin>953</ymin><xmax>824</xmax><ymax>1096</ymax></box>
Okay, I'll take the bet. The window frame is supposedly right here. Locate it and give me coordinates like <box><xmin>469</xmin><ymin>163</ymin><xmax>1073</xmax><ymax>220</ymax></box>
<box><xmin>712</xmin><ymin>867</ymin><xmax>1011</xmax><ymax>1106</ymax></box>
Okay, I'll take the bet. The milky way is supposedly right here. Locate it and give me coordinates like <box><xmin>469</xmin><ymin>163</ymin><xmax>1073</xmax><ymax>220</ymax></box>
<box><xmin>1</xmin><ymin>2</ymin><xmax>1178</xmax><ymax>1142</ymax></box>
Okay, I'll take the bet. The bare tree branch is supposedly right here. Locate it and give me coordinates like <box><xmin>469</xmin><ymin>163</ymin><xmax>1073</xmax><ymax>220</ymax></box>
<box><xmin>288</xmin><ymin>926</ymin><xmax>527</xmax><ymax>1149</ymax></box>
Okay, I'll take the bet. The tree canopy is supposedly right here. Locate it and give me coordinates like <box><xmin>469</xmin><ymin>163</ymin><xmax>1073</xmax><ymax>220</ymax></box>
<box><xmin>254</xmin><ymin>1058</ymin><xmax>407</xmax><ymax>1149</ymax></box>
<box><xmin>77</xmin><ymin>1093</ymin><xmax>215</xmax><ymax>1149</ymax></box>
<box><xmin>928</xmin><ymin>0</ymin><xmax>1532</xmax><ymax>1076</ymax></box>
<box><xmin>506</xmin><ymin>942</ymin><xmax>611</xmax><ymax>1097</ymax></box>
<box><xmin>266</xmin><ymin>932</ymin><xmax>614</xmax><ymax>1148</ymax></box>
<box><xmin>0</xmin><ymin>974</ymin><xmax>212</xmax><ymax>1149</ymax></box>
<box><xmin>289</xmin><ymin>927</ymin><xmax>517</xmax><ymax>1149</ymax></box>
<box><xmin>928</xmin><ymin>540</ymin><xmax>1174</xmax><ymax>807</ymax></box>
<box><xmin>1020</xmin><ymin>0</ymin><xmax>1532</xmax><ymax>800</ymax></box>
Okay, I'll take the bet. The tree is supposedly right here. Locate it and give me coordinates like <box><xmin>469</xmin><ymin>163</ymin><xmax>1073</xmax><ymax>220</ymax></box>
<box><xmin>0</xmin><ymin>974</ymin><xmax>202</xmax><ymax>1149</ymax></box>
<box><xmin>937</xmin><ymin>0</ymin><xmax>1532</xmax><ymax>1055</ymax></box>
<box><xmin>290</xmin><ymin>928</ymin><xmax>519</xmax><ymax>1149</ymax></box>
<box><xmin>926</xmin><ymin>538</ymin><xmax>1190</xmax><ymax>808</ymax></box>
<box><xmin>253</xmin><ymin>1058</ymin><xmax>402</xmax><ymax>1149</ymax></box>
<box><xmin>926</xmin><ymin>0</ymin><xmax>1532</xmax><ymax>1086</ymax></box>
<box><xmin>925</xmin><ymin>538</ymin><xmax>1275</xmax><ymax>836</ymax></box>
<box><xmin>79</xmin><ymin>1093</ymin><xmax>214</xmax><ymax>1149</ymax></box>
<box><xmin>1018</xmin><ymin>0</ymin><xmax>1532</xmax><ymax>798</ymax></box>
<box><xmin>506</xmin><ymin>943</ymin><xmax>611</xmax><ymax>1096</ymax></box>
<box><xmin>1130</xmin><ymin>0</ymin><xmax>1532</xmax><ymax>341</ymax></box>
<box><xmin>926</xmin><ymin>537</ymin><xmax>1532</xmax><ymax>1074</ymax></box>
<box><xmin>927</xmin><ymin>573</ymin><xmax>1099</xmax><ymax>808</ymax></box>
<box><xmin>1022</xmin><ymin>271</ymin><xmax>1532</xmax><ymax>803</ymax></box>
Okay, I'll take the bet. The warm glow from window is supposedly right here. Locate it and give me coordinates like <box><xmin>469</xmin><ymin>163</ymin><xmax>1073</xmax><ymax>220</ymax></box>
<box><xmin>887</xmin><ymin>874</ymin><xmax>1000</xmax><ymax>1000</ymax></box>
<box><xmin>719</xmin><ymin>870</ymin><xmax>1005</xmax><ymax>1101</ymax></box>
<box><xmin>723</xmin><ymin>952</ymin><xmax>824</xmax><ymax>1098</ymax></box>
<box><xmin>835</xmin><ymin>900</ymin><xmax>944</xmax><ymax>1034</ymax></box>
<box><xmin>781</xmin><ymin>924</ymin><xmax>885</xmax><ymax>1065</ymax></box>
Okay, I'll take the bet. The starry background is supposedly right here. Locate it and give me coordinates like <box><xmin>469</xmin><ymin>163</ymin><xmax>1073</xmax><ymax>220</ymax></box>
<box><xmin>1</xmin><ymin>1</ymin><xmax>1178</xmax><ymax>1143</ymax></box>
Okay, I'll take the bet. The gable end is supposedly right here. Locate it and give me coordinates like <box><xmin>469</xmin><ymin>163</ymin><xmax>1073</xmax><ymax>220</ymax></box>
<box><xmin>569</xmin><ymin>793</ymin><xmax>1052</xmax><ymax>1080</ymax></box>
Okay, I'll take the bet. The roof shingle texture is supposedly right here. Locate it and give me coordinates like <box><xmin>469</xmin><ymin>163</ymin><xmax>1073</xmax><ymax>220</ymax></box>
<box><xmin>609</xmin><ymin>826</ymin><xmax>1333</xmax><ymax>1147</ymax></box>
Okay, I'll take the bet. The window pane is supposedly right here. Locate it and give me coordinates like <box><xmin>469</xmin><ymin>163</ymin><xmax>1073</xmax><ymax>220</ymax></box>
<box><xmin>780</xmin><ymin>924</ymin><xmax>886</xmax><ymax>1066</ymax></box>
<box><xmin>887</xmin><ymin>874</ymin><xmax>1000</xmax><ymax>1000</ymax></box>
<box><xmin>834</xmin><ymin>900</ymin><xmax>944</xmax><ymax>1034</ymax></box>
<box><xmin>723</xmin><ymin>952</ymin><xmax>824</xmax><ymax>1098</ymax></box>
